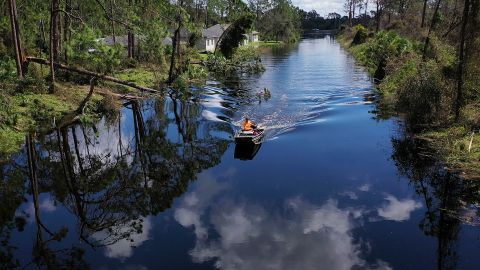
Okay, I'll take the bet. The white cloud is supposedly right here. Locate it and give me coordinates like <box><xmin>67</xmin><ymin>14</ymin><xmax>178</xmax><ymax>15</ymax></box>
<box><xmin>175</xmin><ymin>188</ymin><xmax>391</xmax><ymax>270</ymax></box>
<box><xmin>359</xmin><ymin>184</ymin><xmax>371</xmax><ymax>192</ymax></box>
<box><xmin>39</xmin><ymin>198</ymin><xmax>57</xmax><ymax>212</ymax></box>
<box><xmin>340</xmin><ymin>191</ymin><xmax>359</xmax><ymax>200</ymax></box>
<box><xmin>92</xmin><ymin>217</ymin><xmax>153</xmax><ymax>260</ymax></box>
<box><xmin>377</xmin><ymin>195</ymin><xmax>422</xmax><ymax>222</ymax></box>
<box><xmin>20</xmin><ymin>196</ymin><xmax>57</xmax><ymax>222</ymax></box>
<box><xmin>292</xmin><ymin>0</ymin><xmax>347</xmax><ymax>16</ymax></box>
<box><xmin>174</xmin><ymin>171</ymin><xmax>229</xmax><ymax>240</ymax></box>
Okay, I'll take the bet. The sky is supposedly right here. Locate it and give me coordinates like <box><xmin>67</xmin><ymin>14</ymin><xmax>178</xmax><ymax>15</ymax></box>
<box><xmin>291</xmin><ymin>0</ymin><xmax>347</xmax><ymax>16</ymax></box>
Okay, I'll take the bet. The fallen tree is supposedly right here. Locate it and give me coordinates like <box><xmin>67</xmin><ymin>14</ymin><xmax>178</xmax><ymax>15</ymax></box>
<box><xmin>26</xmin><ymin>57</ymin><xmax>159</xmax><ymax>93</ymax></box>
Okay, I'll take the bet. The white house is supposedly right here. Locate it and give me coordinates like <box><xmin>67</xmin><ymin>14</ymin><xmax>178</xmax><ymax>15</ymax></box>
<box><xmin>195</xmin><ymin>24</ymin><xmax>261</xmax><ymax>52</ymax></box>
<box><xmin>196</xmin><ymin>24</ymin><xmax>230</xmax><ymax>52</ymax></box>
<box><xmin>249</xmin><ymin>31</ymin><xmax>259</xmax><ymax>42</ymax></box>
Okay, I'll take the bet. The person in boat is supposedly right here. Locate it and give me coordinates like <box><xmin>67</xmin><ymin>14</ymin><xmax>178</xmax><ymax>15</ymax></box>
<box><xmin>242</xmin><ymin>117</ymin><xmax>257</xmax><ymax>131</ymax></box>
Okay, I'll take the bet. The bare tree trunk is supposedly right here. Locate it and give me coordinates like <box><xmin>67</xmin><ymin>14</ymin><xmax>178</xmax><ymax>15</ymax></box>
<box><xmin>49</xmin><ymin>0</ymin><xmax>60</xmax><ymax>93</ymax></box>
<box><xmin>352</xmin><ymin>0</ymin><xmax>356</xmax><ymax>20</ymax></box>
<box><xmin>349</xmin><ymin>0</ymin><xmax>353</xmax><ymax>26</ymax></box>
<box><xmin>376</xmin><ymin>0</ymin><xmax>381</xmax><ymax>32</ymax></box>
<box><xmin>421</xmin><ymin>0</ymin><xmax>428</xmax><ymax>27</ymax></box>
<box><xmin>127</xmin><ymin>0</ymin><xmax>134</xmax><ymax>59</ymax></box>
<box><xmin>364</xmin><ymin>0</ymin><xmax>368</xmax><ymax>17</ymax></box>
<box><xmin>64</xmin><ymin>0</ymin><xmax>71</xmax><ymax>63</ymax></box>
<box><xmin>127</xmin><ymin>29</ymin><xmax>132</xmax><ymax>59</ymax></box>
<box><xmin>422</xmin><ymin>0</ymin><xmax>443</xmax><ymax>60</ymax></box>
<box><xmin>40</xmin><ymin>19</ymin><xmax>47</xmax><ymax>48</ymax></box>
<box><xmin>205</xmin><ymin>0</ymin><xmax>208</xmax><ymax>27</ymax></box>
<box><xmin>110</xmin><ymin>0</ymin><xmax>116</xmax><ymax>44</ymax></box>
<box><xmin>168</xmin><ymin>0</ymin><xmax>185</xmax><ymax>83</ymax></box>
<box><xmin>455</xmin><ymin>0</ymin><xmax>471</xmax><ymax>120</ymax></box>
<box><xmin>8</xmin><ymin>0</ymin><xmax>24</xmax><ymax>79</ymax></box>
<box><xmin>168</xmin><ymin>24</ymin><xmax>180</xmax><ymax>83</ymax></box>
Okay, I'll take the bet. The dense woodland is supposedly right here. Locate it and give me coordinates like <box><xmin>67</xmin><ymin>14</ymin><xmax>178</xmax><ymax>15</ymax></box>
<box><xmin>0</xmin><ymin>0</ymin><xmax>301</xmax><ymax>90</ymax></box>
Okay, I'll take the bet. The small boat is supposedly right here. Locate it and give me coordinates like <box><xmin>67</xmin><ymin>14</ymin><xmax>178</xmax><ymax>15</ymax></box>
<box><xmin>234</xmin><ymin>128</ymin><xmax>265</xmax><ymax>144</ymax></box>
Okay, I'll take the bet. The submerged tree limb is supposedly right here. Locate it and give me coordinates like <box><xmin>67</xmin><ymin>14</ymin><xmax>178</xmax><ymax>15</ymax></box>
<box><xmin>26</xmin><ymin>57</ymin><xmax>159</xmax><ymax>93</ymax></box>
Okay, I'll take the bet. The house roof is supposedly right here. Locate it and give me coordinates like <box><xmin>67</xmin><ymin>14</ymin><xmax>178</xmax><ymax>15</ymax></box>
<box><xmin>168</xmin><ymin>28</ymin><xmax>190</xmax><ymax>38</ymax></box>
<box><xmin>102</xmin><ymin>35</ymin><xmax>146</xmax><ymax>46</ymax></box>
<box><xmin>161</xmin><ymin>37</ymin><xmax>172</xmax><ymax>46</ymax></box>
<box><xmin>202</xmin><ymin>24</ymin><xmax>230</xmax><ymax>38</ymax></box>
<box><xmin>103</xmin><ymin>35</ymin><xmax>128</xmax><ymax>46</ymax></box>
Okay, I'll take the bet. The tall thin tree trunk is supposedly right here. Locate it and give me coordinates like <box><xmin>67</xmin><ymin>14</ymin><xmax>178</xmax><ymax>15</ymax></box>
<box><xmin>421</xmin><ymin>0</ymin><xmax>428</xmax><ymax>27</ymax></box>
<box><xmin>352</xmin><ymin>1</ymin><xmax>356</xmax><ymax>20</ymax></box>
<box><xmin>127</xmin><ymin>0</ymin><xmax>134</xmax><ymax>59</ymax></box>
<box><xmin>49</xmin><ymin>0</ymin><xmax>60</xmax><ymax>93</ymax></box>
<box><xmin>376</xmin><ymin>1</ymin><xmax>381</xmax><ymax>32</ymax></box>
<box><xmin>64</xmin><ymin>0</ymin><xmax>71</xmax><ymax>63</ymax></box>
<box><xmin>455</xmin><ymin>0</ymin><xmax>471</xmax><ymax>120</ymax></box>
<box><xmin>110</xmin><ymin>0</ymin><xmax>116</xmax><ymax>44</ymax></box>
<box><xmin>8</xmin><ymin>0</ymin><xmax>24</xmax><ymax>79</ymax></box>
<box><xmin>422</xmin><ymin>0</ymin><xmax>443</xmax><ymax>60</ymax></box>
<box><xmin>349</xmin><ymin>0</ymin><xmax>353</xmax><ymax>26</ymax></box>
<box><xmin>127</xmin><ymin>29</ymin><xmax>132</xmax><ymax>58</ymax></box>
<box><xmin>168</xmin><ymin>24</ymin><xmax>180</xmax><ymax>83</ymax></box>
<box><xmin>205</xmin><ymin>0</ymin><xmax>208</xmax><ymax>27</ymax></box>
<box><xmin>364</xmin><ymin>0</ymin><xmax>368</xmax><ymax>17</ymax></box>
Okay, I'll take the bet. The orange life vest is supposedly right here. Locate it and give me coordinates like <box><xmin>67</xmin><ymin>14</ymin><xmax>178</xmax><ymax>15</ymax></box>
<box><xmin>243</xmin><ymin>120</ymin><xmax>253</xmax><ymax>131</ymax></box>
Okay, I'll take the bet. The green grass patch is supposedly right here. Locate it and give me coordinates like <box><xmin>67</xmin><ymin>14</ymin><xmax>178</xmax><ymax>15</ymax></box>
<box><xmin>0</xmin><ymin>82</ymin><xmax>106</xmax><ymax>157</ymax></box>
<box><xmin>197</xmin><ymin>53</ymin><xmax>209</xmax><ymax>61</ymax></box>
<box><xmin>251</xmin><ymin>41</ymin><xmax>285</xmax><ymax>47</ymax></box>
<box><xmin>114</xmin><ymin>66</ymin><xmax>157</xmax><ymax>87</ymax></box>
<box><xmin>0</xmin><ymin>126</ymin><xmax>24</xmax><ymax>157</ymax></box>
<box><xmin>421</xmin><ymin>125</ymin><xmax>480</xmax><ymax>180</ymax></box>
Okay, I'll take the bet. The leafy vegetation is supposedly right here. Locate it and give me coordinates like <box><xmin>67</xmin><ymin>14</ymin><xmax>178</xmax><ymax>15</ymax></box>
<box><xmin>205</xmin><ymin>46</ymin><xmax>264</xmax><ymax>77</ymax></box>
<box><xmin>338</xmin><ymin>0</ymin><xmax>480</xmax><ymax>178</ymax></box>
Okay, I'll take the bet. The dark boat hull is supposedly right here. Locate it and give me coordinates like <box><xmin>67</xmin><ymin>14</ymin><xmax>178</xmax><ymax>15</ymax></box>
<box><xmin>234</xmin><ymin>129</ymin><xmax>264</xmax><ymax>144</ymax></box>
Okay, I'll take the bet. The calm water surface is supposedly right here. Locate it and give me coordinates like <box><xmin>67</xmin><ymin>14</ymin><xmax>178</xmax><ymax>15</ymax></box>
<box><xmin>2</xmin><ymin>37</ymin><xmax>480</xmax><ymax>269</ymax></box>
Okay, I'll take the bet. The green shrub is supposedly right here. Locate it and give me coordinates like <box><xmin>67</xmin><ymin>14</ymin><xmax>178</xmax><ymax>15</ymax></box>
<box><xmin>205</xmin><ymin>47</ymin><xmax>264</xmax><ymax>76</ymax></box>
<box><xmin>396</xmin><ymin>60</ymin><xmax>452</xmax><ymax>127</ymax></box>
<box><xmin>351</xmin><ymin>25</ymin><xmax>368</xmax><ymax>45</ymax></box>
<box><xmin>0</xmin><ymin>57</ymin><xmax>17</xmax><ymax>83</ymax></box>
<box><xmin>64</xmin><ymin>27</ymin><xmax>122</xmax><ymax>74</ymax></box>
<box><xmin>380</xmin><ymin>55</ymin><xmax>420</xmax><ymax>101</ymax></box>
<box><xmin>354</xmin><ymin>31</ymin><xmax>416</xmax><ymax>79</ymax></box>
<box><xmin>0</xmin><ymin>93</ymin><xmax>17</xmax><ymax>126</ymax></box>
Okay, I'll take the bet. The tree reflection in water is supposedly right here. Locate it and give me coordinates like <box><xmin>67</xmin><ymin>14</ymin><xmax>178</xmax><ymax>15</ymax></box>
<box><xmin>391</xmin><ymin>125</ymin><xmax>480</xmax><ymax>270</ymax></box>
<box><xmin>0</xmin><ymin>95</ymin><xmax>232</xmax><ymax>269</ymax></box>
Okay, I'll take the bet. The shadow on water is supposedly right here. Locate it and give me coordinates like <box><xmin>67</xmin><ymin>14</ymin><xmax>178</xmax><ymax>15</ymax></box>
<box><xmin>388</xmin><ymin>120</ymin><xmax>480</xmax><ymax>269</ymax></box>
<box><xmin>234</xmin><ymin>142</ymin><xmax>262</xmax><ymax>161</ymax></box>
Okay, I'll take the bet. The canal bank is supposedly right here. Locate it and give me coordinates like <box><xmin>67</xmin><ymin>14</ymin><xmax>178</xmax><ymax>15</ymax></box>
<box><xmin>337</xmin><ymin>27</ymin><xmax>480</xmax><ymax>180</ymax></box>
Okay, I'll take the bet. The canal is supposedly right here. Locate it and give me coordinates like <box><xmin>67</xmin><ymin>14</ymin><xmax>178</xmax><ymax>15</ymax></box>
<box><xmin>1</xmin><ymin>36</ymin><xmax>479</xmax><ymax>269</ymax></box>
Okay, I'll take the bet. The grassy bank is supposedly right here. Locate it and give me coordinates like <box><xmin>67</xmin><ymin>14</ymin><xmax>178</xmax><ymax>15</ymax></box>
<box><xmin>338</xmin><ymin>26</ymin><xmax>480</xmax><ymax>180</ymax></box>
<box><xmin>0</xmin><ymin>63</ymin><xmax>166</xmax><ymax>158</ymax></box>
<box><xmin>0</xmin><ymin>82</ymin><xmax>104</xmax><ymax>156</ymax></box>
<box><xmin>250</xmin><ymin>41</ymin><xmax>286</xmax><ymax>48</ymax></box>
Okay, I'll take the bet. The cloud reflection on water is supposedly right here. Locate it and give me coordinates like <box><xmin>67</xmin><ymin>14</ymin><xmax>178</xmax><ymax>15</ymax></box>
<box><xmin>92</xmin><ymin>217</ymin><xmax>153</xmax><ymax>260</ymax></box>
<box><xmin>174</xmin><ymin>173</ymin><xmax>392</xmax><ymax>270</ymax></box>
<box><xmin>377</xmin><ymin>195</ymin><xmax>422</xmax><ymax>222</ymax></box>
